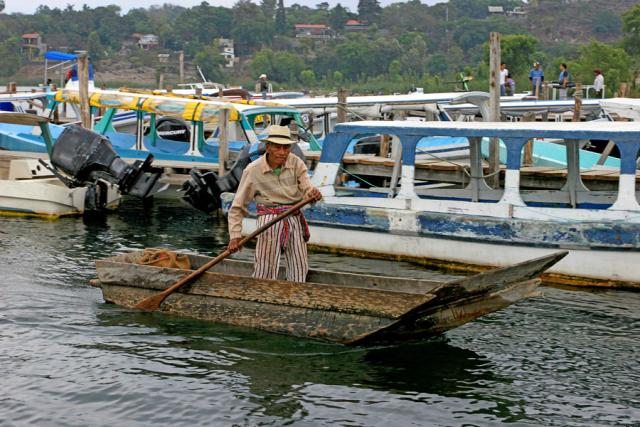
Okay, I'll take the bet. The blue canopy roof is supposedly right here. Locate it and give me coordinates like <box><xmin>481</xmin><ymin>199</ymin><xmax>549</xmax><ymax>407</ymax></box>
<box><xmin>45</xmin><ymin>51</ymin><xmax>77</xmax><ymax>61</ymax></box>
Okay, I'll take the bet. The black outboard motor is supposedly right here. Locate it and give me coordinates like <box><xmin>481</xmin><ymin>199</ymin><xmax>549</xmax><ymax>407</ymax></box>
<box><xmin>181</xmin><ymin>142</ymin><xmax>305</xmax><ymax>214</ymax></box>
<box><xmin>43</xmin><ymin>125</ymin><xmax>165</xmax><ymax>199</ymax></box>
<box><xmin>154</xmin><ymin>117</ymin><xmax>190</xmax><ymax>142</ymax></box>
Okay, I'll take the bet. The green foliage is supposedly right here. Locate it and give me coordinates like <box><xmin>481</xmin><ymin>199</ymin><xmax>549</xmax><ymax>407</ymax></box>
<box><xmin>622</xmin><ymin>3</ymin><xmax>640</xmax><ymax>55</ymax></box>
<box><xmin>0</xmin><ymin>36</ymin><xmax>21</xmax><ymax>77</ymax></box>
<box><xmin>299</xmin><ymin>69</ymin><xmax>316</xmax><ymax>87</ymax></box>
<box><xmin>500</xmin><ymin>34</ymin><xmax>538</xmax><ymax>76</ymax></box>
<box><xmin>0</xmin><ymin>0</ymin><xmax>635</xmax><ymax>93</ymax></box>
<box><xmin>232</xmin><ymin>0</ymin><xmax>275</xmax><ymax>55</ymax></box>
<box><xmin>250</xmin><ymin>48</ymin><xmax>304</xmax><ymax>83</ymax></box>
<box><xmin>87</xmin><ymin>31</ymin><xmax>104</xmax><ymax>61</ymax></box>
<box><xmin>358</xmin><ymin>0</ymin><xmax>382</xmax><ymax>24</ymax></box>
<box><xmin>572</xmin><ymin>40</ymin><xmax>631</xmax><ymax>96</ymax></box>
<box><xmin>194</xmin><ymin>44</ymin><xmax>226</xmax><ymax>83</ymax></box>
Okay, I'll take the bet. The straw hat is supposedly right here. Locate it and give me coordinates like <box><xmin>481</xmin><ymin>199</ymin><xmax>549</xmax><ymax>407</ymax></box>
<box><xmin>264</xmin><ymin>125</ymin><xmax>294</xmax><ymax>145</ymax></box>
<box><xmin>259</xmin><ymin>74</ymin><xmax>267</xmax><ymax>79</ymax></box>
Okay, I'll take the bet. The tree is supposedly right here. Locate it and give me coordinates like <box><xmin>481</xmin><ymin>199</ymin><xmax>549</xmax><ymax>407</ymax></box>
<box><xmin>622</xmin><ymin>3</ymin><xmax>640</xmax><ymax>55</ymax></box>
<box><xmin>194</xmin><ymin>44</ymin><xmax>226</xmax><ymax>83</ymax></box>
<box><xmin>0</xmin><ymin>36</ymin><xmax>21</xmax><ymax>77</ymax></box>
<box><xmin>499</xmin><ymin>34</ymin><xmax>538</xmax><ymax>77</ymax></box>
<box><xmin>572</xmin><ymin>40</ymin><xmax>631</xmax><ymax>96</ymax></box>
<box><xmin>299</xmin><ymin>69</ymin><xmax>316</xmax><ymax>87</ymax></box>
<box><xmin>87</xmin><ymin>31</ymin><xmax>104</xmax><ymax>61</ymax></box>
<box><xmin>232</xmin><ymin>0</ymin><xmax>275</xmax><ymax>54</ymax></box>
<box><xmin>275</xmin><ymin>0</ymin><xmax>286</xmax><ymax>33</ymax></box>
<box><xmin>357</xmin><ymin>0</ymin><xmax>381</xmax><ymax>24</ymax></box>
<box><xmin>328</xmin><ymin>4</ymin><xmax>350</xmax><ymax>31</ymax></box>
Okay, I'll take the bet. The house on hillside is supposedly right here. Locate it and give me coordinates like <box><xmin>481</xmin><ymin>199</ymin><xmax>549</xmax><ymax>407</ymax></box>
<box><xmin>218</xmin><ymin>38</ymin><xmax>236</xmax><ymax>68</ymax></box>
<box><xmin>294</xmin><ymin>24</ymin><xmax>333</xmax><ymax>40</ymax></box>
<box><xmin>488</xmin><ymin>6</ymin><xmax>504</xmax><ymax>14</ymax></box>
<box><xmin>506</xmin><ymin>6</ymin><xmax>527</xmax><ymax>16</ymax></box>
<box><xmin>343</xmin><ymin>19</ymin><xmax>369</xmax><ymax>32</ymax></box>
<box><xmin>136</xmin><ymin>34</ymin><xmax>159</xmax><ymax>50</ymax></box>
<box><xmin>21</xmin><ymin>33</ymin><xmax>46</xmax><ymax>59</ymax></box>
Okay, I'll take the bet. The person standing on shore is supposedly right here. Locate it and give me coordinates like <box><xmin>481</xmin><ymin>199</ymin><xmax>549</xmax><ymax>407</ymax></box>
<box><xmin>593</xmin><ymin>69</ymin><xmax>604</xmax><ymax>98</ymax></box>
<box><xmin>558</xmin><ymin>63</ymin><xmax>570</xmax><ymax>100</ymax></box>
<box><xmin>529</xmin><ymin>62</ymin><xmax>544</xmax><ymax>97</ymax></box>
<box><xmin>500</xmin><ymin>63</ymin><xmax>509</xmax><ymax>96</ymax></box>
<box><xmin>227</xmin><ymin>125</ymin><xmax>322</xmax><ymax>283</ymax></box>
<box><xmin>258</xmin><ymin>74</ymin><xmax>269</xmax><ymax>99</ymax></box>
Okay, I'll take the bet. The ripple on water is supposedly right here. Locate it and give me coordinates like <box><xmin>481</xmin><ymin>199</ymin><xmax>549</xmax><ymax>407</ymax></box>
<box><xmin>0</xmin><ymin>198</ymin><xmax>639</xmax><ymax>426</ymax></box>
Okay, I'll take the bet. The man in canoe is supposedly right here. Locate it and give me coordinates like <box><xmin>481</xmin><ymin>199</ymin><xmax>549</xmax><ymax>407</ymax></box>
<box><xmin>227</xmin><ymin>125</ymin><xmax>322</xmax><ymax>282</ymax></box>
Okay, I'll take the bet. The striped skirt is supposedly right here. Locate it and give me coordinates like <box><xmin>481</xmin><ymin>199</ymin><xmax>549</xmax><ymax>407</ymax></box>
<box><xmin>253</xmin><ymin>213</ymin><xmax>309</xmax><ymax>283</ymax></box>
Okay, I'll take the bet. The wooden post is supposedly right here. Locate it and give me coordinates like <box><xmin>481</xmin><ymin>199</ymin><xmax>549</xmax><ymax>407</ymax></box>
<box><xmin>522</xmin><ymin>112</ymin><xmax>535</xmax><ymax>166</ymax></box>
<box><xmin>195</xmin><ymin>87</ymin><xmax>203</xmax><ymax>98</ymax></box>
<box><xmin>379</xmin><ymin>134</ymin><xmax>390</xmax><ymax>158</ymax></box>
<box><xmin>218</xmin><ymin>109</ymin><xmax>229</xmax><ymax>176</ymax></box>
<box><xmin>572</xmin><ymin>83</ymin><xmax>582</xmax><ymax>122</ymax></box>
<box><xmin>158</xmin><ymin>73</ymin><xmax>164</xmax><ymax>90</ymax></box>
<box><xmin>77</xmin><ymin>52</ymin><xmax>91</xmax><ymax>129</ymax></box>
<box><xmin>337</xmin><ymin>88</ymin><xmax>348</xmax><ymax>124</ymax></box>
<box><xmin>488</xmin><ymin>32</ymin><xmax>501</xmax><ymax>189</ymax></box>
<box><xmin>7</xmin><ymin>82</ymin><xmax>16</xmax><ymax>93</ymax></box>
<box><xmin>179</xmin><ymin>51</ymin><xmax>184</xmax><ymax>84</ymax></box>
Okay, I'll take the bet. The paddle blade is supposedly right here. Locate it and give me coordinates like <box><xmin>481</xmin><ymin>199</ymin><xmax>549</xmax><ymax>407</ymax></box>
<box><xmin>134</xmin><ymin>291</ymin><xmax>168</xmax><ymax>311</ymax></box>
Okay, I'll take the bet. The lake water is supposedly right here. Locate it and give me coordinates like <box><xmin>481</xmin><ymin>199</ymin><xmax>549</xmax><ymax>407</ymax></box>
<box><xmin>1</xmin><ymin>197</ymin><xmax>638</xmax><ymax>426</ymax></box>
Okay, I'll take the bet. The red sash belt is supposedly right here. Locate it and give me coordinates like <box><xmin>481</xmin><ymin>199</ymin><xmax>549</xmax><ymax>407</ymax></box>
<box><xmin>256</xmin><ymin>204</ymin><xmax>310</xmax><ymax>250</ymax></box>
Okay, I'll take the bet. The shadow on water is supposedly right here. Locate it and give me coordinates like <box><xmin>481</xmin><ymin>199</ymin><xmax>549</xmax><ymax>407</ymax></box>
<box><xmin>93</xmin><ymin>305</ymin><xmax>496</xmax><ymax>396</ymax></box>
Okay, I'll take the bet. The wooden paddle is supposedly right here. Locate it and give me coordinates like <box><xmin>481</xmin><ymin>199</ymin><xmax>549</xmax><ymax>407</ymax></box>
<box><xmin>134</xmin><ymin>196</ymin><xmax>316</xmax><ymax>311</ymax></box>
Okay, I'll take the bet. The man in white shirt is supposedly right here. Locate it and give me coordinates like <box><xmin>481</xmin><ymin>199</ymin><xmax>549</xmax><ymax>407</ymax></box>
<box><xmin>593</xmin><ymin>69</ymin><xmax>604</xmax><ymax>98</ymax></box>
<box><xmin>500</xmin><ymin>63</ymin><xmax>509</xmax><ymax>96</ymax></box>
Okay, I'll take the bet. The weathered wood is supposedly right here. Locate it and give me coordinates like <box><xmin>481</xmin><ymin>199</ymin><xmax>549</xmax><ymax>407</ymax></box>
<box><xmin>337</xmin><ymin>89</ymin><xmax>348</xmax><ymax>124</ymax></box>
<box><xmin>488</xmin><ymin>32</ymin><xmax>501</xmax><ymax>189</ymax></box>
<box><xmin>93</xmin><ymin>249</ymin><xmax>565</xmax><ymax>345</ymax></box>
<box><xmin>0</xmin><ymin>112</ymin><xmax>48</xmax><ymax>126</ymax></box>
<box><xmin>98</xmin><ymin>260</ymin><xmax>433</xmax><ymax>318</ymax></box>
<box><xmin>522</xmin><ymin>112</ymin><xmax>536</xmax><ymax>166</ymax></box>
<box><xmin>77</xmin><ymin>52</ymin><xmax>91</xmax><ymax>129</ymax></box>
<box><xmin>573</xmin><ymin>83</ymin><xmax>582</xmax><ymax>122</ymax></box>
<box><xmin>218</xmin><ymin>109</ymin><xmax>229</xmax><ymax>176</ymax></box>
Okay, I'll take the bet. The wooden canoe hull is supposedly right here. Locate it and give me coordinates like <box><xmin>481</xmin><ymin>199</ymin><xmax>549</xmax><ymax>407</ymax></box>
<box><xmin>94</xmin><ymin>250</ymin><xmax>567</xmax><ymax>345</ymax></box>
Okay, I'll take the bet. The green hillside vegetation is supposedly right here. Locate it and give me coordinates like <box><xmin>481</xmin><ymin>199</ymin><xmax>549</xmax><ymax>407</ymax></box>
<box><xmin>0</xmin><ymin>0</ymin><xmax>638</xmax><ymax>96</ymax></box>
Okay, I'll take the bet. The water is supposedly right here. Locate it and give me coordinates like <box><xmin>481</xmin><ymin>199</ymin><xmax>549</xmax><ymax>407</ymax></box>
<box><xmin>1</xmin><ymin>198</ymin><xmax>639</xmax><ymax>426</ymax></box>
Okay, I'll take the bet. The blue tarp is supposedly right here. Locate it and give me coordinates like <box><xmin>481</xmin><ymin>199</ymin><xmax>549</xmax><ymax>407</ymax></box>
<box><xmin>45</xmin><ymin>51</ymin><xmax>77</xmax><ymax>61</ymax></box>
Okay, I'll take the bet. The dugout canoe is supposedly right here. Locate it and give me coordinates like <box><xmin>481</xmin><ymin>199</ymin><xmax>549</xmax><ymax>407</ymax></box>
<box><xmin>92</xmin><ymin>250</ymin><xmax>567</xmax><ymax>345</ymax></box>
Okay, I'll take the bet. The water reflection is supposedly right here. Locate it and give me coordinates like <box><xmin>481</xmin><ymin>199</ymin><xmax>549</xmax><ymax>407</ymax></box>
<box><xmin>92</xmin><ymin>306</ymin><xmax>504</xmax><ymax>419</ymax></box>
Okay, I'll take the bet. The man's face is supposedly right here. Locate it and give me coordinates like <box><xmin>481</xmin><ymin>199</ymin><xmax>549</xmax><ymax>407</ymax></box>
<box><xmin>266</xmin><ymin>142</ymin><xmax>291</xmax><ymax>167</ymax></box>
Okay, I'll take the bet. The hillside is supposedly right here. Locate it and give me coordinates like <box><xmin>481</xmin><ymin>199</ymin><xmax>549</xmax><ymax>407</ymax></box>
<box><xmin>521</xmin><ymin>0</ymin><xmax>636</xmax><ymax>44</ymax></box>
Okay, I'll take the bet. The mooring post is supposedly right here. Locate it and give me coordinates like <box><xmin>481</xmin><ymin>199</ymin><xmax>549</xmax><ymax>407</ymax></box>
<box><xmin>488</xmin><ymin>32</ymin><xmax>501</xmax><ymax>189</ymax></box>
<box><xmin>218</xmin><ymin>109</ymin><xmax>229</xmax><ymax>176</ymax></box>
<box><xmin>77</xmin><ymin>51</ymin><xmax>91</xmax><ymax>129</ymax></box>
<box><xmin>337</xmin><ymin>88</ymin><xmax>348</xmax><ymax>124</ymax></box>
<box><xmin>572</xmin><ymin>83</ymin><xmax>582</xmax><ymax>122</ymax></box>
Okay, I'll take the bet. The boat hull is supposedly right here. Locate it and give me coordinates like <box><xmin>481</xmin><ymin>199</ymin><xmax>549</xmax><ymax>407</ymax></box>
<box><xmin>236</xmin><ymin>201</ymin><xmax>640</xmax><ymax>289</ymax></box>
<box><xmin>0</xmin><ymin>178</ymin><xmax>119</xmax><ymax>218</ymax></box>
<box><xmin>93</xmin><ymin>251</ymin><xmax>564</xmax><ymax>345</ymax></box>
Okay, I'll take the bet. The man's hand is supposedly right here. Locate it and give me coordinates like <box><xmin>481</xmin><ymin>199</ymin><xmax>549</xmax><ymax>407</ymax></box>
<box><xmin>228</xmin><ymin>238</ymin><xmax>242</xmax><ymax>253</ymax></box>
<box><xmin>307</xmin><ymin>187</ymin><xmax>322</xmax><ymax>202</ymax></box>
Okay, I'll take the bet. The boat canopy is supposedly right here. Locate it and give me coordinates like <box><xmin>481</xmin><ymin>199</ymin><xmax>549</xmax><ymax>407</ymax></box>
<box><xmin>54</xmin><ymin>89</ymin><xmax>303</xmax><ymax>124</ymax></box>
<box><xmin>45</xmin><ymin>51</ymin><xmax>77</xmax><ymax>61</ymax></box>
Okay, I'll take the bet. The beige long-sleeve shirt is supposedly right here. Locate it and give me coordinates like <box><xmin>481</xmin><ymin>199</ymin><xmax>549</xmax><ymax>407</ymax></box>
<box><xmin>228</xmin><ymin>153</ymin><xmax>313</xmax><ymax>240</ymax></box>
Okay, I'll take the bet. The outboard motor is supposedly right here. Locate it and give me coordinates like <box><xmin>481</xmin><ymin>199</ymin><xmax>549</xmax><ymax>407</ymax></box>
<box><xmin>181</xmin><ymin>142</ymin><xmax>306</xmax><ymax>214</ymax></box>
<box><xmin>154</xmin><ymin>117</ymin><xmax>190</xmax><ymax>142</ymax></box>
<box><xmin>42</xmin><ymin>125</ymin><xmax>166</xmax><ymax>199</ymax></box>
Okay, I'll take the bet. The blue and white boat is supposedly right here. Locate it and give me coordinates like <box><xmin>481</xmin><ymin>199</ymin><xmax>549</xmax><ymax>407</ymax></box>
<box><xmin>232</xmin><ymin>120</ymin><xmax>640</xmax><ymax>289</ymax></box>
